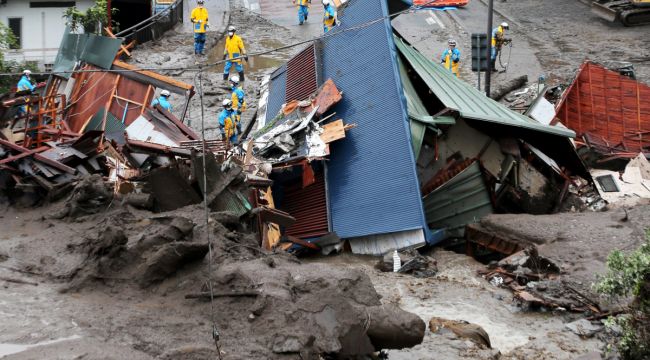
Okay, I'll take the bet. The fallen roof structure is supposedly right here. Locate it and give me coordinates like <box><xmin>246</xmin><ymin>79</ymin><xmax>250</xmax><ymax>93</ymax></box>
<box><xmin>554</xmin><ymin>61</ymin><xmax>650</xmax><ymax>160</ymax></box>
<box><xmin>260</xmin><ymin>0</ymin><xmax>583</xmax><ymax>255</ymax></box>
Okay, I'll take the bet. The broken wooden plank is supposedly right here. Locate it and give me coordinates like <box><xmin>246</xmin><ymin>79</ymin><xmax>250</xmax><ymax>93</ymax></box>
<box><xmin>154</xmin><ymin>106</ymin><xmax>200</xmax><ymax>140</ymax></box>
<box><xmin>252</xmin><ymin>206</ymin><xmax>296</xmax><ymax>227</ymax></box>
<box><xmin>320</xmin><ymin>119</ymin><xmax>346</xmax><ymax>144</ymax></box>
<box><xmin>285</xmin><ymin>235</ymin><xmax>320</xmax><ymax>250</ymax></box>
<box><xmin>0</xmin><ymin>139</ymin><xmax>75</xmax><ymax>174</ymax></box>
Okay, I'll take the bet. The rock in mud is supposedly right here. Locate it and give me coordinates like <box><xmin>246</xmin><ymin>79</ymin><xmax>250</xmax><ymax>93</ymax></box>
<box><xmin>429</xmin><ymin>317</ymin><xmax>492</xmax><ymax>348</ymax></box>
<box><xmin>565</xmin><ymin>319</ymin><xmax>603</xmax><ymax>338</ymax></box>
<box><xmin>139</xmin><ymin>242</ymin><xmax>209</xmax><ymax>286</ymax></box>
<box><xmin>366</xmin><ymin>305</ymin><xmax>426</xmax><ymax>350</ymax></box>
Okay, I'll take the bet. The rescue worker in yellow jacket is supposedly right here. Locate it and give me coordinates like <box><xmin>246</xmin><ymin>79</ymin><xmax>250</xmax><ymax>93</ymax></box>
<box><xmin>293</xmin><ymin>0</ymin><xmax>311</xmax><ymax>25</ymax></box>
<box><xmin>491</xmin><ymin>22</ymin><xmax>511</xmax><ymax>70</ymax></box>
<box><xmin>441</xmin><ymin>39</ymin><xmax>461</xmax><ymax>77</ymax></box>
<box><xmin>229</xmin><ymin>75</ymin><xmax>246</xmax><ymax>135</ymax></box>
<box><xmin>190</xmin><ymin>0</ymin><xmax>209</xmax><ymax>55</ymax></box>
<box><xmin>322</xmin><ymin>0</ymin><xmax>337</xmax><ymax>33</ymax></box>
<box><xmin>219</xmin><ymin>98</ymin><xmax>238</xmax><ymax>144</ymax></box>
<box><xmin>223</xmin><ymin>25</ymin><xmax>248</xmax><ymax>81</ymax></box>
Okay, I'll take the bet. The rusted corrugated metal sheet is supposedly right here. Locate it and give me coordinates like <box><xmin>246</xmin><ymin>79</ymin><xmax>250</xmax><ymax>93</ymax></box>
<box><xmin>282</xmin><ymin>171</ymin><xmax>329</xmax><ymax>239</ymax></box>
<box><xmin>555</xmin><ymin>61</ymin><xmax>650</xmax><ymax>153</ymax></box>
<box><xmin>285</xmin><ymin>44</ymin><xmax>317</xmax><ymax>102</ymax></box>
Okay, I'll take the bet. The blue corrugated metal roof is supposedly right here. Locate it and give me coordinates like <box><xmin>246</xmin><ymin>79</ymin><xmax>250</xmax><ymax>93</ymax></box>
<box><xmin>320</xmin><ymin>0</ymin><xmax>428</xmax><ymax>239</ymax></box>
<box><xmin>266</xmin><ymin>65</ymin><xmax>287</xmax><ymax>123</ymax></box>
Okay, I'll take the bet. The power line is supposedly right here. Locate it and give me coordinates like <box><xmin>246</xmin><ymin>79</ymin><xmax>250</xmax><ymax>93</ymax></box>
<box><xmin>0</xmin><ymin>0</ymin><xmax>439</xmax><ymax>78</ymax></box>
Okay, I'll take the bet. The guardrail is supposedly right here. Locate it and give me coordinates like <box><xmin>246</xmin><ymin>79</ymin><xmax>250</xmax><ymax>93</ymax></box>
<box><xmin>115</xmin><ymin>0</ymin><xmax>183</xmax><ymax>45</ymax></box>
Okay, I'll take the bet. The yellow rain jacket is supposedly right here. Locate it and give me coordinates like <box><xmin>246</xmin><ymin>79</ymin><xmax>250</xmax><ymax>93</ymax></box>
<box><xmin>224</xmin><ymin>35</ymin><xmax>247</xmax><ymax>63</ymax></box>
<box><xmin>191</xmin><ymin>7</ymin><xmax>209</xmax><ymax>33</ymax></box>
<box><xmin>491</xmin><ymin>25</ymin><xmax>504</xmax><ymax>48</ymax></box>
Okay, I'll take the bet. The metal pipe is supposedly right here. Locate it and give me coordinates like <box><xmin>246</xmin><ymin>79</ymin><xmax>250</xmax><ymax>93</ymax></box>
<box><xmin>485</xmin><ymin>0</ymin><xmax>493</xmax><ymax>97</ymax></box>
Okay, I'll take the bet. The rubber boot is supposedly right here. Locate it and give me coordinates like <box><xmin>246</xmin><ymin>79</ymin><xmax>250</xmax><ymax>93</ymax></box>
<box><xmin>239</xmin><ymin>71</ymin><xmax>245</xmax><ymax>82</ymax></box>
<box><xmin>223</xmin><ymin>73</ymin><xmax>228</xmax><ymax>81</ymax></box>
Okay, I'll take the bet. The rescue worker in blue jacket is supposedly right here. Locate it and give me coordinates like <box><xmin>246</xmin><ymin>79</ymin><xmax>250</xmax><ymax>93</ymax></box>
<box><xmin>229</xmin><ymin>75</ymin><xmax>246</xmax><ymax>135</ymax></box>
<box><xmin>219</xmin><ymin>98</ymin><xmax>238</xmax><ymax>144</ymax></box>
<box><xmin>441</xmin><ymin>39</ymin><xmax>461</xmax><ymax>77</ymax></box>
<box><xmin>151</xmin><ymin>89</ymin><xmax>173</xmax><ymax>111</ymax></box>
<box><xmin>491</xmin><ymin>22</ymin><xmax>511</xmax><ymax>70</ymax></box>
<box><xmin>293</xmin><ymin>0</ymin><xmax>311</xmax><ymax>25</ymax></box>
<box><xmin>16</xmin><ymin>70</ymin><xmax>36</xmax><ymax>118</ymax></box>
<box><xmin>322</xmin><ymin>0</ymin><xmax>337</xmax><ymax>33</ymax></box>
<box><xmin>17</xmin><ymin>70</ymin><xmax>36</xmax><ymax>92</ymax></box>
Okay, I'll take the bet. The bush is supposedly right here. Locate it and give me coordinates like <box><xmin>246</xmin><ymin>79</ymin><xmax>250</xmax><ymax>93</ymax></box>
<box><xmin>596</xmin><ymin>233</ymin><xmax>650</xmax><ymax>359</ymax></box>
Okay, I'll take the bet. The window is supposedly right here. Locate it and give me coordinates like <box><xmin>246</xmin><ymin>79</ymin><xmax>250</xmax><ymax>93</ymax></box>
<box><xmin>29</xmin><ymin>1</ymin><xmax>75</xmax><ymax>7</ymax></box>
<box><xmin>8</xmin><ymin>18</ymin><xmax>21</xmax><ymax>49</ymax></box>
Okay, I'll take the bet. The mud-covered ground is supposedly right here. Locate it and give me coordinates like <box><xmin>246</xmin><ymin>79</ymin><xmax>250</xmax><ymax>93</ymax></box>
<box><xmin>491</xmin><ymin>0</ymin><xmax>650</xmax><ymax>82</ymax></box>
<box><xmin>128</xmin><ymin>5</ymin><xmax>300</xmax><ymax>140</ymax></box>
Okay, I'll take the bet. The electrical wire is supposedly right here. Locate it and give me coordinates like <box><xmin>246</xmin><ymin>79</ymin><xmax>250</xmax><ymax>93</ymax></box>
<box><xmin>0</xmin><ymin>0</ymin><xmax>441</xmax><ymax>78</ymax></box>
<box><xmin>196</xmin><ymin>68</ymin><xmax>223</xmax><ymax>360</ymax></box>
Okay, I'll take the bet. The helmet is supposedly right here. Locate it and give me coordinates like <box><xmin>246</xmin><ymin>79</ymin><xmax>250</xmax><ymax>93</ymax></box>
<box><xmin>160</xmin><ymin>90</ymin><xmax>171</xmax><ymax>97</ymax></box>
<box><xmin>501</xmin><ymin>22</ymin><xmax>509</xmax><ymax>30</ymax></box>
<box><xmin>227</xmin><ymin>25</ymin><xmax>236</xmax><ymax>33</ymax></box>
<box><xmin>222</xmin><ymin>98</ymin><xmax>233</xmax><ymax>108</ymax></box>
<box><xmin>197</xmin><ymin>0</ymin><xmax>204</xmax><ymax>4</ymax></box>
<box><xmin>229</xmin><ymin>75</ymin><xmax>240</xmax><ymax>85</ymax></box>
<box><xmin>23</xmin><ymin>70</ymin><xmax>32</xmax><ymax>76</ymax></box>
<box><xmin>448</xmin><ymin>39</ymin><xmax>457</xmax><ymax>46</ymax></box>
<box><xmin>322</xmin><ymin>0</ymin><xmax>331</xmax><ymax>5</ymax></box>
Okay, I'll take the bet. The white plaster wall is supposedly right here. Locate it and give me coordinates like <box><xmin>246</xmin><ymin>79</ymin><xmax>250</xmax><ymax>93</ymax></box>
<box><xmin>0</xmin><ymin>0</ymin><xmax>94</xmax><ymax>67</ymax></box>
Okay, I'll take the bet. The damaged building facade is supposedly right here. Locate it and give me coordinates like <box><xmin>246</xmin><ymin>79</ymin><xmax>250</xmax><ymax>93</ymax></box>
<box><xmin>256</xmin><ymin>0</ymin><xmax>587</xmax><ymax>255</ymax></box>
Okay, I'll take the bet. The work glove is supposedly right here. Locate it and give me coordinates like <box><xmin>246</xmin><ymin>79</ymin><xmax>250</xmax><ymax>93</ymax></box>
<box><xmin>223</xmin><ymin>54</ymin><xmax>227</xmax><ymax>60</ymax></box>
<box><xmin>237</xmin><ymin>109</ymin><xmax>242</xmax><ymax>115</ymax></box>
<box><xmin>244</xmin><ymin>55</ymin><xmax>249</xmax><ymax>62</ymax></box>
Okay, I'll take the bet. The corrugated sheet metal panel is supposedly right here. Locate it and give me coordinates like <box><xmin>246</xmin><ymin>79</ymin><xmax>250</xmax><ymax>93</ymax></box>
<box><xmin>394</xmin><ymin>36</ymin><xmax>575</xmax><ymax>139</ymax></box>
<box><xmin>286</xmin><ymin>45</ymin><xmax>317</xmax><ymax>102</ymax></box>
<box><xmin>266</xmin><ymin>65</ymin><xmax>287</xmax><ymax>122</ymax></box>
<box><xmin>66</xmin><ymin>65</ymin><xmax>119</xmax><ymax>133</ymax></box>
<box><xmin>555</xmin><ymin>61</ymin><xmax>650</xmax><ymax>153</ymax></box>
<box><xmin>398</xmin><ymin>55</ymin><xmax>433</xmax><ymax>158</ymax></box>
<box><xmin>349</xmin><ymin>229</ymin><xmax>425</xmax><ymax>255</ymax></box>
<box><xmin>282</xmin><ymin>172</ymin><xmax>329</xmax><ymax>239</ymax></box>
<box><xmin>109</xmin><ymin>78</ymin><xmax>150</xmax><ymax>126</ymax></box>
<box><xmin>212</xmin><ymin>188</ymin><xmax>253</xmax><ymax>217</ymax></box>
<box><xmin>320</xmin><ymin>0</ymin><xmax>427</xmax><ymax>239</ymax></box>
<box><xmin>422</xmin><ymin>161</ymin><xmax>493</xmax><ymax>238</ymax></box>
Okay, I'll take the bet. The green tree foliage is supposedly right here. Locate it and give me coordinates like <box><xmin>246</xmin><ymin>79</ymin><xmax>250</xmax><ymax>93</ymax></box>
<box><xmin>596</xmin><ymin>234</ymin><xmax>650</xmax><ymax>359</ymax></box>
<box><xmin>63</xmin><ymin>0</ymin><xmax>118</xmax><ymax>34</ymax></box>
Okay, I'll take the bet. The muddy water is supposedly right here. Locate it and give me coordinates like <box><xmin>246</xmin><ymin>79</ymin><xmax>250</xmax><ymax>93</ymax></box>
<box><xmin>206</xmin><ymin>37</ymin><xmax>286</xmax><ymax>74</ymax></box>
<box><xmin>0</xmin><ymin>335</ymin><xmax>82</xmax><ymax>357</ymax></box>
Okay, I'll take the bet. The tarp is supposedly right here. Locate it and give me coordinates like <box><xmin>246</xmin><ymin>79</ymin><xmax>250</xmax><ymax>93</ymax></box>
<box><xmin>52</xmin><ymin>28</ymin><xmax>123</xmax><ymax>78</ymax></box>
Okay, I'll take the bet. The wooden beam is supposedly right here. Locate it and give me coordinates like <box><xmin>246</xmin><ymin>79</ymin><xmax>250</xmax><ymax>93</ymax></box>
<box><xmin>113</xmin><ymin>60</ymin><xmax>194</xmax><ymax>91</ymax></box>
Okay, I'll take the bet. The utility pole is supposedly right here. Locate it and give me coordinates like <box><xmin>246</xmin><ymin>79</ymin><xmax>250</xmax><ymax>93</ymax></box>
<box><xmin>485</xmin><ymin>0</ymin><xmax>493</xmax><ymax>98</ymax></box>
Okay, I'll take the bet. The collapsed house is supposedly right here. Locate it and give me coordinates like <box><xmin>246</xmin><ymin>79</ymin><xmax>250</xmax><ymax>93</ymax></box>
<box><xmin>551</xmin><ymin>60</ymin><xmax>650</xmax><ymax>207</ymax></box>
<box><xmin>0</xmin><ymin>29</ymin><xmax>205</xmax><ymax>206</ymax></box>
<box><xmin>256</xmin><ymin>0</ymin><xmax>587</xmax><ymax>255</ymax></box>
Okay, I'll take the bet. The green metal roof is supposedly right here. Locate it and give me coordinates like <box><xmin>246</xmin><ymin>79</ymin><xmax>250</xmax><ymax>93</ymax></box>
<box><xmin>398</xmin><ymin>56</ymin><xmax>455</xmax><ymax>158</ymax></box>
<box><xmin>393</xmin><ymin>36</ymin><xmax>575</xmax><ymax>139</ymax></box>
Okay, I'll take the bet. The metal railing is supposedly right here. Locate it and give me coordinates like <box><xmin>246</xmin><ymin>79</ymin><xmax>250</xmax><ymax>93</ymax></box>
<box><xmin>115</xmin><ymin>0</ymin><xmax>184</xmax><ymax>45</ymax></box>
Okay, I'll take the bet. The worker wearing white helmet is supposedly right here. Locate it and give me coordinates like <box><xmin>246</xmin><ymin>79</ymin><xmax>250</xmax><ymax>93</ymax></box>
<box><xmin>441</xmin><ymin>39</ymin><xmax>461</xmax><ymax>77</ymax></box>
<box><xmin>293</xmin><ymin>0</ymin><xmax>311</xmax><ymax>25</ymax></box>
<box><xmin>190</xmin><ymin>0</ymin><xmax>209</xmax><ymax>55</ymax></box>
<box><xmin>151</xmin><ymin>89</ymin><xmax>173</xmax><ymax>111</ymax></box>
<box><xmin>322</xmin><ymin>0</ymin><xmax>338</xmax><ymax>33</ymax></box>
<box><xmin>229</xmin><ymin>75</ymin><xmax>246</xmax><ymax>135</ymax></box>
<box><xmin>223</xmin><ymin>25</ymin><xmax>248</xmax><ymax>81</ymax></box>
<box><xmin>17</xmin><ymin>70</ymin><xmax>35</xmax><ymax>92</ymax></box>
<box><xmin>218</xmin><ymin>98</ymin><xmax>237</xmax><ymax>144</ymax></box>
<box><xmin>491</xmin><ymin>22</ymin><xmax>512</xmax><ymax>70</ymax></box>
